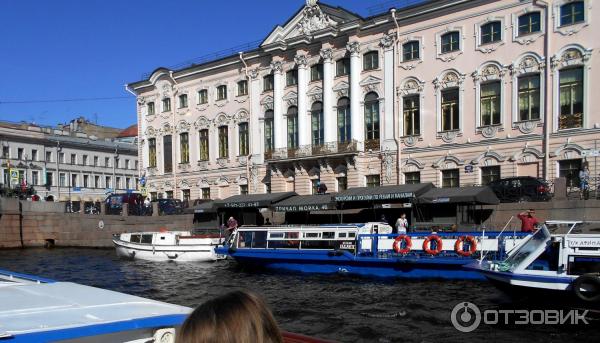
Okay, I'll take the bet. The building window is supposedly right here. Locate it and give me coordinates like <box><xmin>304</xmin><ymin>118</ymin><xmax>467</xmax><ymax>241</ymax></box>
<box><xmin>481</xmin><ymin>166</ymin><xmax>501</xmax><ymax>185</ymax></box>
<box><xmin>182</xmin><ymin>189</ymin><xmax>191</xmax><ymax>201</ymax></box>
<box><xmin>93</xmin><ymin>156</ymin><xmax>98</xmax><ymax>166</ymax></box>
<box><xmin>362</xmin><ymin>51</ymin><xmax>378</xmax><ymax>71</ymax></box>
<box><xmin>94</xmin><ymin>175</ymin><xmax>100</xmax><ymax>188</ymax></box>
<box><xmin>481</xmin><ymin>21</ymin><xmax>501</xmax><ymax>44</ymax></box>
<box><xmin>518</xmin><ymin>74</ymin><xmax>541</xmax><ymax>121</ymax></box>
<box><xmin>31</xmin><ymin>149</ymin><xmax>38</xmax><ymax>161</ymax></box>
<box><xmin>240</xmin><ymin>185</ymin><xmax>248</xmax><ymax>195</ymax></box>
<box><xmin>337</xmin><ymin>176</ymin><xmax>347</xmax><ymax>191</ymax></box>
<box><xmin>32</xmin><ymin>171</ymin><xmax>39</xmax><ymax>186</ymax></box>
<box><xmin>70</xmin><ymin>154</ymin><xmax>76</xmax><ymax>165</ymax></box>
<box><xmin>559</xmin><ymin>159</ymin><xmax>582</xmax><ymax>188</ymax></box>
<box><xmin>560</xmin><ymin>1</ymin><xmax>584</xmax><ymax>26</ymax></box>
<box><xmin>403</xmin><ymin>95</ymin><xmax>420</xmax><ymax>136</ymax></box>
<box><xmin>441</xmin><ymin>89</ymin><xmax>459</xmax><ymax>131</ymax></box>
<box><xmin>162</xmin><ymin>98</ymin><xmax>171</xmax><ymax>112</ymax></box>
<box><xmin>364</xmin><ymin>92</ymin><xmax>380</xmax><ymax>147</ymax></box>
<box><xmin>83</xmin><ymin>175</ymin><xmax>89</xmax><ymax>188</ymax></box>
<box><xmin>82</xmin><ymin>155</ymin><xmax>88</xmax><ymax>166</ymax></box>
<box><xmin>166</xmin><ymin>191</ymin><xmax>173</xmax><ymax>199</ymax></box>
<box><xmin>366</xmin><ymin>175</ymin><xmax>380</xmax><ymax>188</ymax></box>
<box><xmin>403</xmin><ymin>41</ymin><xmax>419</xmax><ymax>61</ymax></box>
<box><xmin>480</xmin><ymin>81</ymin><xmax>501</xmax><ymax>126</ymax></box>
<box><xmin>46</xmin><ymin>172</ymin><xmax>53</xmax><ymax>186</ymax></box>
<box><xmin>237</xmin><ymin>80</ymin><xmax>248</xmax><ymax>96</ymax></box>
<box><xmin>147</xmin><ymin>102</ymin><xmax>155</xmax><ymax>115</ymax></box>
<box><xmin>218</xmin><ymin>126</ymin><xmax>229</xmax><ymax>158</ymax></box>
<box><xmin>148</xmin><ymin>138</ymin><xmax>157</xmax><ymax>167</ymax></box>
<box><xmin>441</xmin><ymin>32</ymin><xmax>460</xmax><ymax>53</ymax></box>
<box><xmin>310</xmin><ymin>64</ymin><xmax>323</xmax><ymax>82</ymax></box>
<box><xmin>337</xmin><ymin>97</ymin><xmax>351</xmax><ymax>143</ymax></box>
<box><xmin>60</xmin><ymin>173</ymin><xmax>66</xmax><ymax>187</ymax></box>
<box><xmin>263</xmin><ymin>75</ymin><xmax>274</xmax><ymax>92</ymax></box>
<box><xmin>199</xmin><ymin>129</ymin><xmax>209</xmax><ymax>161</ymax></box>
<box><xmin>105</xmin><ymin>176</ymin><xmax>111</xmax><ymax>189</ymax></box>
<box><xmin>559</xmin><ymin>67</ymin><xmax>583</xmax><ymax>129</ymax></box>
<box><xmin>336</xmin><ymin>58</ymin><xmax>350</xmax><ymax>76</ymax></box>
<box><xmin>2</xmin><ymin>146</ymin><xmax>8</xmax><ymax>159</ymax></box>
<box><xmin>405</xmin><ymin>172</ymin><xmax>420</xmax><ymax>184</ymax></box>
<box><xmin>104</xmin><ymin>156</ymin><xmax>109</xmax><ymax>167</ymax></box>
<box><xmin>287</xmin><ymin>106</ymin><xmax>299</xmax><ymax>149</ymax></box>
<box><xmin>311</xmin><ymin>179</ymin><xmax>320</xmax><ymax>195</ymax></box>
<box><xmin>180</xmin><ymin>132</ymin><xmax>189</xmax><ymax>164</ymax></box>
<box><xmin>116</xmin><ymin>177</ymin><xmax>122</xmax><ymax>189</ymax></box>
<box><xmin>17</xmin><ymin>148</ymin><xmax>23</xmax><ymax>160</ymax></box>
<box><xmin>71</xmin><ymin>174</ymin><xmax>78</xmax><ymax>187</ymax></box>
<box><xmin>163</xmin><ymin>135</ymin><xmax>173</xmax><ymax>173</ymax></box>
<box><xmin>264</xmin><ymin>111</ymin><xmax>274</xmax><ymax>155</ymax></box>
<box><xmin>45</xmin><ymin>151</ymin><xmax>52</xmax><ymax>162</ymax></box>
<box><xmin>442</xmin><ymin>169</ymin><xmax>460</xmax><ymax>188</ymax></box>
<box><xmin>311</xmin><ymin>102</ymin><xmax>324</xmax><ymax>147</ymax></box>
<box><xmin>239</xmin><ymin>123</ymin><xmax>249</xmax><ymax>156</ymax></box>
<box><xmin>198</xmin><ymin>89</ymin><xmax>208</xmax><ymax>104</ymax></box>
<box><xmin>201</xmin><ymin>187</ymin><xmax>211</xmax><ymax>199</ymax></box>
<box><xmin>265</xmin><ymin>183</ymin><xmax>271</xmax><ymax>194</ymax></box>
<box><xmin>178</xmin><ymin>94</ymin><xmax>188</xmax><ymax>108</ymax></box>
<box><xmin>286</xmin><ymin>70</ymin><xmax>298</xmax><ymax>86</ymax></box>
<box><xmin>217</xmin><ymin>85</ymin><xmax>227</xmax><ymax>100</ymax></box>
<box><xmin>115</xmin><ymin>157</ymin><xmax>119</xmax><ymax>169</ymax></box>
<box><xmin>518</xmin><ymin>12</ymin><xmax>541</xmax><ymax>36</ymax></box>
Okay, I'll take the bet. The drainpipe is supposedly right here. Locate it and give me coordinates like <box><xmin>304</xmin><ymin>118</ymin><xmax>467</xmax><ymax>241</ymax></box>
<box><xmin>391</xmin><ymin>9</ymin><xmax>402</xmax><ymax>184</ymax></box>
<box><xmin>170</xmin><ymin>71</ymin><xmax>179</xmax><ymax>199</ymax></box>
<box><xmin>239</xmin><ymin>52</ymin><xmax>252</xmax><ymax>192</ymax></box>
<box><xmin>533</xmin><ymin>0</ymin><xmax>551</xmax><ymax>180</ymax></box>
<box><xmin>56</xmin><ymin>141</ymin><xmax>60</xmax><ymax>201</ymax></box>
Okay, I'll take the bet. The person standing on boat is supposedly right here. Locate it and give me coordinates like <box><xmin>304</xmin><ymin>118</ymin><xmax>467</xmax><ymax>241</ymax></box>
<box><xmin>227</xmin><ymin>216</ymin><xmax>239</xmax><ymax>235</ymax></box>
<box><xmin>517</xmin><ymin>209</ymin><xmax>540</xmax><ymax>233</ymax></box>
<box><xmin>395</xmin><ymin>213</ymin><xmax>408</xmax><ymax>234</ymax></box>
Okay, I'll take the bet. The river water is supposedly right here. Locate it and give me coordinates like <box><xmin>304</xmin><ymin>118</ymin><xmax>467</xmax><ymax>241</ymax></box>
<box><xmin>1</xmin><ymin>248</ymin><xmax>598</xmax><ymax>343</ymax></box>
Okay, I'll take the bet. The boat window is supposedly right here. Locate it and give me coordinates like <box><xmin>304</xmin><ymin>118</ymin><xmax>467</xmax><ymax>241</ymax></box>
<box><xmin>251</xmin><ymin>231</ymin><xmax>268</xmax><ymax>248</ymax></box>
<box><xmin>348</xmin><ymin>232</ymin><xmax>356</xmax><ymax>238</ymax></box>
<box><xmin>338</xmin><ymin>232</ymin><xmax>347</xmax><ymax>238</ymax></box>
<box><xmin>160</xmin><ymin>236</ymin><xmax>166</xmax><ymax>240</ymax></box>
<box><xmin>569</xmin><ymin>256</ymin><xmax>600</xmax><ymax>275</ymax></box>
<box><xmin>141</xmin><ymin>235</ymin><xmax>153</xmax><ymax>244</ymax></box>
<box><xmin>269</xmin><ymin>232</ymin><xmax>284</xmax><ymax>239</ymax></box>
<box><xmin>304</xmin><ymin>232</ymin><xmax>321</xmax><ymax>238</ymax></box>
<box><xmin>130</xmin><ymin>234</ymin><xmax>141</xmax><ymax>243</ymax></box>
<box><xmin>525</xmin><ymin>241</ymin><xmax>559</xmax><ymax>271</ymax></box>
<box><xmin>503</xmin><ymin>227</ymin><xmax>550</xmax><ymax>271</ymax></box>
<box><xmin>323</xmin><ymin>232</ymin><xmax>335</xmax><ymax>239</ymax></box>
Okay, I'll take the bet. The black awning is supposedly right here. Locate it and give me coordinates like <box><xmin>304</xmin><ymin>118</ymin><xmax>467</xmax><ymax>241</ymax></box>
<box><xmin>416</xmin><ymin>186</ymin><xmax>499</xmax><ymax>205</ymax></box>
<box><xmin>214</xmin><ymin>191</ymin><xmax>297</xmax><ymax>209</ymax></box>
<box><xmin>272</xmin><ymin>194</ymin><xmax>336</xmax><ymax>212</ymax></box>
<box><xmin>333</xmin><ymin>183</ymin><xmax>434</xmax><ymax>202</ymax></box>
<box><xmin>184</xmin><ymin>200</ymin><xmax>216</xmax><ymax>214</ymax></box>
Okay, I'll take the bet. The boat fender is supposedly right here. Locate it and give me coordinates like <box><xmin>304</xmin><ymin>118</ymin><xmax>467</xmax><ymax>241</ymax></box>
<box><xmin>454</xmin><ymin>236</ymin><xmax>477</xmax><ymax>257</ymax></box>
<box><xmin>423</xmin><ymin>235</ymin><xmax>443</xmax><ymax>255</ymax></box>
<box><xmin>572</xmin><ymin>274</ymin><xmax>600</xmax><ymax>303</ymax></box>
<box><xmin>393</xmin><ymin>235</ymin><xmax>412</xmax><ymax>254</ymax></box>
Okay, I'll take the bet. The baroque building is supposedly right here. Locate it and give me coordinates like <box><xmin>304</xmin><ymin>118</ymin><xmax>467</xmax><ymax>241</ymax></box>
<box><xmin>128</xmin><ymin>0</ymin><xmax>598</xmax><ymax>201</ymax></box>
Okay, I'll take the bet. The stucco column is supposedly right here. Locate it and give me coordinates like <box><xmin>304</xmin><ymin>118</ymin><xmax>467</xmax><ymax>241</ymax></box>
<box><xmin>381</xmin><ymin>35</ymin><xmax>396</xmax><ymax>151</ymax></box>
<box><xmin>295</xmin><ymin>54</ymin><xmax>310</xmax><ymax>147</ymax></box>
<box><xmin>320</xmin><ymin>48</ymin><xmax>335</xmax><ymax>144</ymax></box>
<box><xmin>271</xmin><ymin>61</ymin><xmax>285</xmax><ymax>150</ymax></box>
<box><xmin>347</xmin><ymin>42</ymin><xmax>363</xmax><ymax>150</ymax></box>
<box><xmin>249</xmin><ymin>69</ymin><xmax>263</xmax><ymax>164</ymax></box>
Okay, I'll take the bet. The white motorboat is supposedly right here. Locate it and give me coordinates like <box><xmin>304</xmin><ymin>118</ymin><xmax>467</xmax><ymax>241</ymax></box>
<box><xmin>467</xmin><ymin>221</ymin><xmax>600</xmax><ymax>303</ymax></box>
<box><xmin>113</xmin><ymin>229</ymin><xmax>224</xmax><ymax>262</ymax></box>
<box><xmin>0</xmin><ymin>268</ymin><xmax>190</xmax><ymax>342</ymax></box>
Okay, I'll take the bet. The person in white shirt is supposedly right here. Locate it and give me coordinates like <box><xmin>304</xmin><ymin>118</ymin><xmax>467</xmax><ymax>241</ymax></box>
<box><xmin>395</xmin><ymin>213</ymin><xmax>408</xmax><ymax>234</ymax></box>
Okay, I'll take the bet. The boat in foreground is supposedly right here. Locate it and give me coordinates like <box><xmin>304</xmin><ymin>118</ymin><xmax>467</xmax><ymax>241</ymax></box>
<box><xmin>216</xmin><ymin>222</ymin><xmax>529</xmax><ymax>280</ymax></box>
<box><xmin>466</xmin><ymin>221</ymin><xmax>600</xmax><ymax>303</ymax></box>
<box><xmin>113</xmin><ymin>229</ymin><xmax>224</xmax><ymax>262</ymax></box>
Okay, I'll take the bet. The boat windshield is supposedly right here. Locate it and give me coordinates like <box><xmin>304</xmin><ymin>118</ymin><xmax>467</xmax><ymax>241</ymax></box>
<box><xmin>501</xmin><ymin>226</ymin><xmax>551</xmax><ymax>272</ymax></box>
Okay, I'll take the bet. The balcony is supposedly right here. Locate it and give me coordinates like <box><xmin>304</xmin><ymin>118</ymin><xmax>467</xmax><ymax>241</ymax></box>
<box><xmin>266</xmin><ymin>140</ymin><xmax>359</xmax><ymax>161</ymax></box>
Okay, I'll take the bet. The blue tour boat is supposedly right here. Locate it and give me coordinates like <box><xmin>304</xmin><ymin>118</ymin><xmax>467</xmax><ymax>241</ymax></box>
<box><xmin>216</xmin><ymin>222</ymin><xmax>530</xmax><ymax>280</ymax></box>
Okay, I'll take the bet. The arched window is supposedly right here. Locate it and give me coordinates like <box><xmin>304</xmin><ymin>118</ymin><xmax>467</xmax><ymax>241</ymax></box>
<box><xmin>364</xmin><ymin>92</ymin><xmax>380</xmax><ymax>143</ymax></box>
<box><xmin>441</xmin><ymin>32</ymin><xmax>460</xmax><ymax>53</ymax></box>
<box><xmin>560</xmin><ymin>1</ymin><xmax>584</xmax><ymax>26</ymax></box>
<box><xmin>218</xmin><ymin>126</ymin><xmax>228</xmax><ymax>158</ymax></box>
<box><xmin>518</xmin><ymin>12</ymin><xmax>541</xmax><ymax>36</ymax></box>
<box><xmin>311</xmin><ymin>102</ymin><xmax>324</xmax><ymax>147</ymax></box>
<box><xmin>264</xmin><ymin>110</ymin><xmax>274</xmax><ymax>154</ymax></box>
<box><xmin>337</xmin><ymin>98</ymin><xmax>351</xmax><ymax>143</ymax></box>
<box><xmin>287</xmin><ymin>106</ymin><xmax>298</xmax><ymax>149</ymax></box>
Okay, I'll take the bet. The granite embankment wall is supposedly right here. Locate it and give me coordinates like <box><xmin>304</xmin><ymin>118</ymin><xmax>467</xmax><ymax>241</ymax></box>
<box><xmin>0</xmin><ymin>199</ymin><xmax>194</xmax><ymax>249</ymax></box>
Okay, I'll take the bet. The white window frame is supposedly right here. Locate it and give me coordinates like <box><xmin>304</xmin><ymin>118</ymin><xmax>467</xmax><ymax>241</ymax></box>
<box><xmin>398</xmin><ymin>77</ymin><xmax>425</xmax><ymax>139</ymax></box>
<box><xmin>399</xmin><ymin>36</ymin><xmax>424</xmax><ymax>70</ymax></box>
<box><xmin>553</xmin><ymin>0</ymin><xmax>589</xmax><ymax>35</ymax></box>
<box><xmin>473</xmin><ymin>62</ymin><xmax>506</xmax><ymax>134</ymax></box>
<box><xmin>433</xmin><ymin>70</ymin><xmax>465</xmax><ymax>142</ymax></box>
<box><xmin>474</xmin><ymin>16</ymin><xmax>505</xmax><ymax>54</ymax></box>
<box><xmin>511</xmin><ymin>53</ymin><xmax>545</xmax><ymax>133</ymax></box>
<box><xmin>435</xmin><ymin>27</ymin><xmax>464</xmax><ymax>62</ymax></box>
<box><xmin>512</xmin><ymin>7</ymin><xmax>545</xmax><ymax>45</ymax></box>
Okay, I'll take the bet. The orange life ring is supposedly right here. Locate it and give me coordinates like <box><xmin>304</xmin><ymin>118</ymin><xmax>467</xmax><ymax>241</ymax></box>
<box><xmin>393</xmin><ymin>235</ymin><xmax>412</xmax><ymax>254</ymax></box>
<box><xmin>423</xmin><ymin>235</ymin><xmax>443</xmax><ymax>255</ymax></box>
<box><xmin>454</xmin><ymin>235</ymin><xmax>477</xmax><ymax>257</ymax></box>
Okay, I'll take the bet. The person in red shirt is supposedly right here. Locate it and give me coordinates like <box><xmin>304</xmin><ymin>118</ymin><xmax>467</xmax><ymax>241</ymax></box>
<box><xmin>517</xmin><ymin>209</ymin><xmax>540</xmax><ymax>233</ymax></box>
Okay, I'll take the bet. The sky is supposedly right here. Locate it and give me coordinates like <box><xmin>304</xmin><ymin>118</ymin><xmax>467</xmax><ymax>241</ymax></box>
<box><xmin>0</xmin><ymin>0</ymin><xmax>391</xmax><ymax>129</ymax></box>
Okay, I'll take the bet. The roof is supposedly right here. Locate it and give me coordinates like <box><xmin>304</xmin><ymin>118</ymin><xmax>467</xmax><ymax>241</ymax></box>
<box><xmin>272</xmin><ymin>194</ymin><xmax>336</xmax><ymax>212</ymax></box>
<box><xmin>334</xmin><ymin>183</ymin><xmax>434</xmax><ymax>202</ymax></box>
<box><xmin>214</xmin><ymin>192</ymin><xmax>297</xmax><ymax>209</ymax></box>
<box><xmin>416</xmin><ymin>186</ymin><xmax>500</xmax><ymax>205</ymax></box>
<box><xmin>118</xmin><ymin>124</ymin><xmax>138</xmax><ymax>138</ymax></box>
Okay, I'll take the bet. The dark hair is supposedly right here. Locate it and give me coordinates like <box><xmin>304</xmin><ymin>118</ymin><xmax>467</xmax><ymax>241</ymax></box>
<box><xmin>177</xmin><ymin>290</ymin><xmax>283</xmax><ymax>343</ymax></box>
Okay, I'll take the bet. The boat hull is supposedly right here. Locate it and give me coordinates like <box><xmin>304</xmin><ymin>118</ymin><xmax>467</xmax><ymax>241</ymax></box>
<box><xmin>114</xmin><ymin>240</ymin><xmax>219</xmax><ymax>262</ymax></box>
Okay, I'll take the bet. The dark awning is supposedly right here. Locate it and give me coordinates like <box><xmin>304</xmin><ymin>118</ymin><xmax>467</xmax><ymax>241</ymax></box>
<box><xmin>214</xmin><ymin>192</ymin><xmax>297</xmax><ymax>209</ymax></box>
<box><xmin>272</xmin><ymin>194</ymin><xmax>336</xmax><ymax>212</ymax></box>
<box><xmin>184</xmin><ymin>200</ymin><xmax>216</xmax><ymax>214</ymax></box>
<box><xmin>333</xmin><ymin>183</ymin><xmax>434</xmax><ymax>202</ymax></box>
<box><xmin>416</xmin><ymin>186</ymin><xmax>499</xmax><ymax>205</ymax></box>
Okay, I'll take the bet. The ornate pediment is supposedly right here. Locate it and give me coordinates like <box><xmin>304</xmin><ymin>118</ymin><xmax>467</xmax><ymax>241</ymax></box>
<box><xmin>333</xmin><ymin>81</ymin><xmax>349</xmax><ymax>98</ymax></box>
<box><xmin>283</xmin><ymin>91</ymin><xmax>298</xmax><ymax>107</ymax></box>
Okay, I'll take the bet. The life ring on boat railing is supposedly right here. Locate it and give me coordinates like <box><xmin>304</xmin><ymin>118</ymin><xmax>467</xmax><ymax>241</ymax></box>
<box><xmin>454</xmin><ymin>236</ymin><xmax>477</xmax><ymax>257</ymax></box>
<box><xmin>422</xmin><ymin>235</ymin><xmax>443</xmax><ymax>255</ymax></box>
<box><xmin>393</xmin><ymin>235</ymin><xmax>412</xmax><ymax>254</ymax></box>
